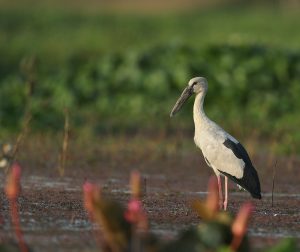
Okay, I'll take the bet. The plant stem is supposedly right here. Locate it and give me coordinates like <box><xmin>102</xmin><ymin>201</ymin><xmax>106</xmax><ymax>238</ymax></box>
<box><xmin>58</xmin><ymin>108</ymin><xmax>70</xmax><ymax>176</ymax></box>
<box><xmin>271</xmin><ymin>160</ymin><xmax>277</xmax><ymax>208</ymax></box>
<box><xmin>10</xmin><ymin>200</ymin><xmax>28</xmax><ymax>252</ymax></box>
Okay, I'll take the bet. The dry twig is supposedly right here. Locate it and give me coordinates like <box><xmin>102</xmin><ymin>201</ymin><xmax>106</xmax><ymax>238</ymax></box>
<box><xmin>58</xmin><ymin>108</ymin><xmax>70</xmax><ymax>176</ymax></box>
<box><xmin>271</xmin><ymin>160</ymin><xmax>277</xmax><ymax>208</ymax></box>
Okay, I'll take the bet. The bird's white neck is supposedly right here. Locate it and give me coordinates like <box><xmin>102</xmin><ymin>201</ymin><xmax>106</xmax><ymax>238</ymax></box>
<box><xmin>193</xmin><ymin>91</ymin><xmax>208</xmax><ymax>131</ymax></box>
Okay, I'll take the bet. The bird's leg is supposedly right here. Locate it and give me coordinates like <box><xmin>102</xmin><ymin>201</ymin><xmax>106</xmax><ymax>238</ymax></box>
<box><xmin>224</xmin><ymin>176</ymin><xmax>228</xmax><ymax>211</ymax></box>
<box><xmin>217</xmin><ymin>175</ymin><xmax>223</xmax><ymax>210</ymax></box>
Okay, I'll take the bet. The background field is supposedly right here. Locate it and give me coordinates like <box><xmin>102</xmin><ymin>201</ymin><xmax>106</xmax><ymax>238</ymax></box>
<box><xmin>1</xmin><ymin>0</ymin><xmax>300</xmax><ymax>153</ymax></box>
<box><xmin>0</xmin><ymin>1</ymin><xmax>300</xmax><ymax>251</ymax></box>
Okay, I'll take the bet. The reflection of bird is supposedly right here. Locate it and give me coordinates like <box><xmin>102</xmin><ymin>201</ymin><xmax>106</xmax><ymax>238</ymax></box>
<box><xmin>170</xmin><ymin>77</ymin><xmax>261</xmax><ymax>210</ymax></box>
<box><xmin>0</xmin><ymin>143</ymin><xmax>13</xmax><ymax>168</ymax></box>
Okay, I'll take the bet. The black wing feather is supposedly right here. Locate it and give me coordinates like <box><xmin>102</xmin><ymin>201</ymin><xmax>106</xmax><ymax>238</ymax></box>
<box><xmin>221</xmin><ymin>138</ymin><xmax>262</xmax><ymax>199</ymax></box>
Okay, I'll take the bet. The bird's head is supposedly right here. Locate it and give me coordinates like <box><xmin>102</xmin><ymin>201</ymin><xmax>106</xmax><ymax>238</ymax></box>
<box><xmin>170</xmin><ymin>77</ymin><xmax>208</xmax><ymax>117</ymax></box>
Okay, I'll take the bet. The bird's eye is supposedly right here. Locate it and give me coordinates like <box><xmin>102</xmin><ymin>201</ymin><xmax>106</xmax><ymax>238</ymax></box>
<box><xmin>192</xmin><ymin>82</ymin><xmax>197</xmax><ymax>86</ymax></box>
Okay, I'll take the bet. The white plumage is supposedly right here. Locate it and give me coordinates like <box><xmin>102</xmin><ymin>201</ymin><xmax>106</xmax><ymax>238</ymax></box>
<box><xmin>171</xmin><ymin>77</ymin><xmax>261</xmax><ymax>210</ymax></box>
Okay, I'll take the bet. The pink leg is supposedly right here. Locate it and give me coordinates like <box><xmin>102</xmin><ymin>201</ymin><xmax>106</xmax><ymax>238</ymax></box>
<box><xmin>217</xmin><ymin>175</ymin><xmax>223</xmax><ymax>210</ymax></box>
<box><xmin>224</xmin><ymin>176</ymin><xmax>228</xmax><ymax>211</ymax></box>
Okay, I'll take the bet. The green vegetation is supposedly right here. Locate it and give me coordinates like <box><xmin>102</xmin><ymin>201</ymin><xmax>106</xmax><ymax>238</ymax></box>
<box><xmin>0</xmin><ymin>4</ymin><xmax>300</xmax><ymax>153</ymax></box>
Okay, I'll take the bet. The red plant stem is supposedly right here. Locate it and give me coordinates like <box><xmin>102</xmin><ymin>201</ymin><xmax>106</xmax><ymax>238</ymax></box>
<box><xmin>230</xmin><ymin>202</ymin><xmax>253</xmax><ymax>251</ymax></box>
<box><xmin>9</xmin><ymin>199</ymin><xmax>28</xmax><ymax>252</ymax></box>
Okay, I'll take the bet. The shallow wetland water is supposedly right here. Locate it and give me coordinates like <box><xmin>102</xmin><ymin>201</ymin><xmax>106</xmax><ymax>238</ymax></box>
<box><xmin>0</xmin><ymin>139</ymin><xmax>299</xmax><ymax>251</ymax></box>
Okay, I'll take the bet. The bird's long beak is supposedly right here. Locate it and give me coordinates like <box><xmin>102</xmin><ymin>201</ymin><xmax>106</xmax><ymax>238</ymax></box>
<box><xmin>170</xmin><ymin>86</ymin><xmax>193</xmax><ymax>117</ymax></box>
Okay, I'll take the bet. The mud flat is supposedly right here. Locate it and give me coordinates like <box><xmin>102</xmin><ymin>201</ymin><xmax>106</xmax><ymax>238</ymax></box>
<box><xmin>1</xmin><ymin>144</ymin><xmax>299</xmax><ymax>251</ymax></box>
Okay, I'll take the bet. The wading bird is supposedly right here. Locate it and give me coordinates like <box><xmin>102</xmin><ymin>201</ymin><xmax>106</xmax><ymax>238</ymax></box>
<box><xmin>170</xmin><ymin>77</ymin><xmax>261</xmax><ymax>210</ymax></box>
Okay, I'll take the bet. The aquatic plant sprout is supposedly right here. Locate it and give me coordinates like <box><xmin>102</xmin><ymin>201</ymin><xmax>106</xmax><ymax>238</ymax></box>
<box><xmin>5</xmin><ymin>163</ymin><xmax>29</xmax><ymax>252</ymax></box>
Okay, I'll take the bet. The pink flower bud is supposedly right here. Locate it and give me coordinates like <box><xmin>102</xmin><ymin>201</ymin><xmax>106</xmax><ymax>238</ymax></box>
<box><xmin>124</xmin><ymin>199</ymin><xmax>146</xmax><ymax>225</ymax></box>
<box><xmin>83</xmin><ymin>181</ymin><xmax>100</xmax><ymax>213</ymax></box>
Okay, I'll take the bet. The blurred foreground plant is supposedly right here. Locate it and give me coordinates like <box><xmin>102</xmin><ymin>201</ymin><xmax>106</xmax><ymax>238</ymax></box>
<box><xmin>161</xmin><ymin>177</ymin><xmax>252</xmax><ymax>252</ymax></box>
<box><xmin>83</xmin><ymin>171</ymin><xmax>153</xmax><ymax>252</ymax></box>
<box><xmin>4</xmin><ymin>163</ymin><xmax>29</xmax><ymax>252</ymax></box>
<box><xmin>82</xmin><ymin>174</ymin><xmax>260</xmax><ymax>252</ymax></box>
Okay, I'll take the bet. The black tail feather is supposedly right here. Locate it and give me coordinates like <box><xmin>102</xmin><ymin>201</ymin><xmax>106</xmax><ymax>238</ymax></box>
<box><xmin>218</xmin><ymin>166</ymin><xmax>262</xmax><ymax>200</ymax></box>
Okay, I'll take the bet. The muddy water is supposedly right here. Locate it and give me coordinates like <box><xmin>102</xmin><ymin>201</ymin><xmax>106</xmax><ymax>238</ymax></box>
<box><xmin>0</xmin><ymin>152</ymin><xmax>299</xmax><ymax>251</ymax></box>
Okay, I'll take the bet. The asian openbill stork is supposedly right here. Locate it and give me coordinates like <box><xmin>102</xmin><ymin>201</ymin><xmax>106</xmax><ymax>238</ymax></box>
<box><xmin>170</xmin><ymin>77</ymin><xmax>261</xmax><ymax>210</ymax></box>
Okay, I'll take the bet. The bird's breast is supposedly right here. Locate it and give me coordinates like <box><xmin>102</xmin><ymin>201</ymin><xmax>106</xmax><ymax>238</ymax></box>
<box><xmin>195</xmin><ymin>130</ymin><xmax>223</xmax><ymax>163</ymax></box>
<box><xmin>193</xmin><ymin>134</ymin><xmax>201</xmax><ymax>149</ymax></box>
<box><xmin>194</xmin><ymin>128</ymin><xmax>207</xmax><ymax>150</ymax></box>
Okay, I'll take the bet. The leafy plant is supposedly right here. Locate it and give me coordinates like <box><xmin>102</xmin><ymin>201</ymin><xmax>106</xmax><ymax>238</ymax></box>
<box><xmin>1</xmin><ymin>43</ymin><xmax>300</xmax><ymax>152</ymax></box>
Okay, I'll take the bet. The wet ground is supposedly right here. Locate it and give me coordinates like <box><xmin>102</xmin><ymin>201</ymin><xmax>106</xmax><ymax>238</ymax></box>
<box><xmin>0</xmin><ymin>136</ymin><xmax>299</xmax><ymax>251</ymax></box>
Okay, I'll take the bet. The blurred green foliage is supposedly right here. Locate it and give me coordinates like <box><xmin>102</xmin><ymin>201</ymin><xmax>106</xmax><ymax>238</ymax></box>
<box><xmin>0</xmin><ymin>5</ymin><xmax>300</xmax><ymax>152</ymax></box>
<box><xmin>1</xmin><ymin>43</ymin><xmax>300</xmax><ymax>151</ymax></box>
